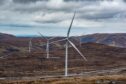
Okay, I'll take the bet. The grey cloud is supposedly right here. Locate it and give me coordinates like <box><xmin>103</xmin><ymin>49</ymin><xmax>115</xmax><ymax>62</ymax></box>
<box><xmin>79</xmin><ymin>9</ymin><xmax>124</xmax><ymax>21</ymax></box>
<box><xmin>13</xmin><ymin>6</ymin><xmax>44</xmax><ymax>13</ymax></box>
<box><xmin>0</xmin><ymin>0</ymin><xmax>4</xmax><ymax>4</ymax></box>
<box><xmin>0</xmin><ymin>0</ymin><xmax>126</xmax><ymax>26</ymax></box>
<box><xmin>9</xmin><ymin>0</ymin><xmax>99</xmax><ymax>14</ymax></box>
<box><xmin>64</xmin><ymin>0</ymin><xmax>112</xmax><ymax>2</ymax></box>
<box><xmin>35</xmin><ymin>20</ymin><xmax>62</xmax><ymax>23</ymax></box>
<box><xmin>0</xmin><ymin>0</ymin><xmax>8</xmax><ymax>5</ymax></box>
<box><xmin>12</xmin><ymin>0</ymin><xmax>106</xmax><ymax>4</ymax></box>
<box><xmin>13</xmin><ymin>0</ymin><xmax>48</xmax><ymax>4</ymax></box>
<box><xmin>123</xmin><ymin>0</ymin><xmax>126</xmax><ymax>2</ymax></box>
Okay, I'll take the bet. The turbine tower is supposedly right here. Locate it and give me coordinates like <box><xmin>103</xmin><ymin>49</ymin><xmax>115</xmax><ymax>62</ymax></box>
<box><xmin>79</xmin><ymin>33</ymin><xmax>84</xmax><ymax>47</ymax></box>
<box><xmin>29</xmin><ymin>38</ymin><xmax>33</xmax><ymax>53</ymax></box>
<box><xmin>38</xmin><ymin>33</ymin><xmax>56</xmax><ymax>59</ymax></box>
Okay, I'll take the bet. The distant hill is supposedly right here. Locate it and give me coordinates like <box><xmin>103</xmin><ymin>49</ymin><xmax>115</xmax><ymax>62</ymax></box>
<box><xmin>1</xmin><ymin>32</ymin><xmax>126</xmax><ymax>48</ymax></box>
<box><xmin>80</xmin><ymin>33</ymin><xmax>126</xmax><ymax>48</ymax></box>
<box><xmin>0</xmin><ymin>33</ymin><xmax>15</xmax><ymax>39</ymax></box>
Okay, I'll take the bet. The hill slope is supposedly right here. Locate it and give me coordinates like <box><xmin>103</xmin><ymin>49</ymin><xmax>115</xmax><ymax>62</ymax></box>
<box><xmin>0</xmin><ymin>42</ymin><xmax>126</xmax><ymax>77</ymax></box>
<box><xmin>80</xmin><ymin>33</ymin><xmax>126</xmax><ymax>48</ymax></box>
<box><xmin>0</xmin><ymin>33</ymin><xmax>15</xmax><ymax>39</ymax></box>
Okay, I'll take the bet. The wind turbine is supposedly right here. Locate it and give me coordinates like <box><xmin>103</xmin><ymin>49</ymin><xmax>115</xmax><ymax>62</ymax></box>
<box><xmin>57</xmin><ymin>12</ymin><xmax>87</xmax><ymax>76</ymax></box>
<box><xmin>47</xmin><ymin>12</ymin><xmax>87</xmax><ymax>76</ymax></box>
<box><xmin>78</xmin><ymin>33</ymin><xmax>84</xmax><ymax>47</ymax></box>
<box><xmin>29</xmin><ymin>38</ymin><xmax>33</xmax><ymax>53</ymax></box>
<box><xmin>38</xmin><ymin>33</ymin><xmax>56</xmax><ymax>59</ymax></box>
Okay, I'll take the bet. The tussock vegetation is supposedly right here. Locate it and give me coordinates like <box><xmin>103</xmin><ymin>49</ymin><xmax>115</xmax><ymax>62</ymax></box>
<box><xmin>1</xmin><ymin>74</ymin><xmax>126</xmax><ymax>84</ymax></box>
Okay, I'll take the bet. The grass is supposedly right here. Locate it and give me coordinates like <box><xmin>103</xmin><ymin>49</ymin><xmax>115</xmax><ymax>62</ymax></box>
<box><xmin>0</xmin><ymin>74</ymin><xmax>126</xmax><ymax>84</ymax></box>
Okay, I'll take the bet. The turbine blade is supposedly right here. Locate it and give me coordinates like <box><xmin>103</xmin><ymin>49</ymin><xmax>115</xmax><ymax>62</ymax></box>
<box><xmin>50</xmin><ymin>38</ymin><xmax>67</xmax><ymax>44</ymax></box>
<box><xmin>49</xmin><ymin>37</ymin><xmax>56</xmax><ymax>40</ymax></box>
<box><xmin>67</xmin><ymin>11</ymin><xmax>76</xmax><ymax>38</ymax></box>
<box><xmin>39</xmin><ymin>38</ymin><xmax>67</xmax><ymax>46</ymax></box>
<box><xmin>38</xmin><ymin>32</ymin><xmax>48</xmax><ymax>40</ymax></box>
<box><xmin>68</xmin><ymin>40</ymin><xmax>87</xmax><ymax>61</ymax></box>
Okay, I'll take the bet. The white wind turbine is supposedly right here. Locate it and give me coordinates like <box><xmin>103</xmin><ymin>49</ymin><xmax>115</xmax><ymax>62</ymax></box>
<box><xmin>29</xmin><ymin>38</ymin><xmax>33</xmax><ymax>53</ymax></box>
<box><xmin>47</xmin><ymin>12</ymin><xmax>87</xmax><ymax>76</ymax></box>
<box><xmin>61</xmin><ymin>12</ymin><xmax>87</xmax><ymax>76</ymax></box>
<box><xmin>38</xmin><ymin>33</ymin><xmax>56</xmax><ymax>59</ymax></box>
<box><xmin>79</xmin><ymin>34</ymin><xmax>84</xmax><ymax>47</ymax></box>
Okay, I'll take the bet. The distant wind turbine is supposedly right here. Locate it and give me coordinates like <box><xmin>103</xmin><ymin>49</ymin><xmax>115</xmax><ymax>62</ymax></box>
<box><xmin>29</xmin><ymin>38</ymin><xmax>33</xmax><ymax>53</ymax></box>
<box><xmin>38</xmin><ymin>32</ymin><xmax>56</xmax><ymax>59</ymax></box>
<box><xmin>79</xmin><ymin>33</ymin><xmax>85</xmax><ymax>47</ymax></box>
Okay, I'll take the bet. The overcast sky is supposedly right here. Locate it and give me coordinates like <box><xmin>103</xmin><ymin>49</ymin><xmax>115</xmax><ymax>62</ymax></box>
<box><xmin>0</xmin><ymin>0</ymin><xmax>126</xmax><ymax>36</ymax></box>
